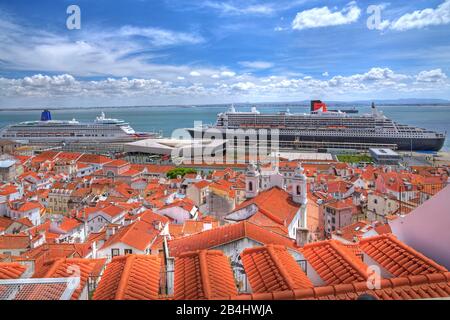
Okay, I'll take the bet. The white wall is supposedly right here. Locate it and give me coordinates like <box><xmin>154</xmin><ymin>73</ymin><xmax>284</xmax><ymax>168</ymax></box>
<box><xmin>96</xmin><ymin>242</ymin><xmax>146</xmax><ymax>261</ymax></box>
<box><xmin>390</xmin><ymin>185</ymin><xmax>450</xmax><ymax>269</ymax></box>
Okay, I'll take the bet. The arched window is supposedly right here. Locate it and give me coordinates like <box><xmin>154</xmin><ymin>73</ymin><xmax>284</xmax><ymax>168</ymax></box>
<box><xmin>249</xmin><ymin>181</ymin><xmax>253</xmax><ymax>192</ymax></box>
<box><xmin>296</xmin><ymin>185</ymin><xmax>301</xmax><ymax>195</ymax></box>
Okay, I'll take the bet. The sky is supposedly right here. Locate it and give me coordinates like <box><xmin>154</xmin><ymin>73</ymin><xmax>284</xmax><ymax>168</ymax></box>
<box><xmin>0</xmin><ymin>0</ymin><xmax>450</xmax><ymax>107</ymax></box>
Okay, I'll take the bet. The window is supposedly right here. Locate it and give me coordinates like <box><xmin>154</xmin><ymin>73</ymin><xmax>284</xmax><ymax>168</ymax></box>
<box><xmin>248</xmin><ymin>181</ymin><xmax>253</xmax><ymax>191</ymax></box>
<box><xmin>111</xmin><ymin>248</ymin><xmax>120</xmax><ymax>257</ymax></box>
<box><xmin>124</xmin><ymin>249</ymin><xmax>133</xmax><ymax>255</ymax></box>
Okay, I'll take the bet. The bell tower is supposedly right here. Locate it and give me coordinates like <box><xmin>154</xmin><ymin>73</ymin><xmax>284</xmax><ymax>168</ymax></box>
<box><xmin>245</xmin><ymin>162</ymin><xmax>260</xmax><ymax>199</ymax></box>
<box><xmin>292</xmin><ymin>162</ymin><xmax>310</xmax><ymax>246</ymax></box>
<box><xmin>292</xmin><ymin>162</ymin><xmax>307</xmax><ymax>205</ymax></box>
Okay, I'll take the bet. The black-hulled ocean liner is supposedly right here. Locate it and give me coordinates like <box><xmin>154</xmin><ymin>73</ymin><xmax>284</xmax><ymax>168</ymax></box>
<box><xmin>190</xmin><ymin>101</ymin><xmax>445</xmax><ymax>151</ymax></box>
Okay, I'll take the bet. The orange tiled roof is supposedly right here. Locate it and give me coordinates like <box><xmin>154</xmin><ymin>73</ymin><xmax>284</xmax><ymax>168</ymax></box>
<box><xmin>228</xmin><ymin>272</ymin><xmax>450</xmax><ymax>300</ymax></box>
<box><xmin>325</xmin><ymin>197</ymin><xmax>354</xmax><ymax>210</ymax></box>
<box><xmin>104</xmin><ymin>159</ymin><xmax>129</xmax><ymax>167</ymax></box>
<box><xmin>0</xmin><ymin>185</ymin><xmax>19</xmax><ymax>196</ymax></box>
<box><xmin>78</xmin><ymin>154</ymin><xmax>112</xmax><ymax>164</ymax></box>
<box><xmin>145</xmin><ymin>164</ymin><xmax>176</xmax><ymax>174</ymax></box>
<box><xmin>302</xmin><ymin>240</ymin><xmax>368</xmax><ymax>285</ymax></box>
<box><xmin>182</xmin><ymin>220</ymin><xmax>209</xmax><ymax>235</ymax></box>
<box><xmin>10</xmin><ymin>201</ymin><xmax>41</xmax><ymax>212</ymax></box>
<box><xmin>193</xmin><ymin>180</ymin><xmax>211</xmax><ymax>189</ymax></box>
<box><xmin>333</xmin><ymin>221</ymin><xmax>373</xmax><ymax>242</ymax></box>
<box><xmin>57</xmin><ymin>217</ymin><xmax>82</xmax><ymax>232</ymax></box>
<box><xmin>97</xmin><ymin>205</ymin><xmax>125</xmax><ymax>218</ymax></box>
<box><xmin>241</xmin><ymin>245</ymin><xmax>313</xmax><ymax>293</ymax></box>
<box><xmin>101</xmin><ymin>219</ymin><xmax>160</xmax><ymax>251</ymax></box>
<box><xmin>41</xmin><ymin>258</ymin><xmax>106</xmax><ymax>300</ymax></box>
<box><xmin>0</xmin><ymin>234</ymin><xmax>30</xmax><ymax>250</ymax></box>
<box><xmin>169</xmin><ymin>224</ymin><xmax>184</xmax><ymax>238</ymax></box>
<box><xmin>174</xmin><ymin>250</ymin><xmax>237</xmax><ymax>300</ymax></box>
<box><xmin>158</xmin><ymin>198</ymin><xmax>195</xmax><ymax>212</ymax></box>
<box><xmin>359</xmin><ymin>234</ymin><xmax>448</xmax><ymax>277</ymax></box>
<box><xmin>0</xmin><ymin>262</ymin><xmax>27</xmax><ymax>279</ymax></box>
<box><xmin>93</xmin><ymin>255</ymin><xmax>160</xmax><ymax>300</ymax></box>
<box><xmin>168</xmin><ymin>221</ymin><xmax>297</xmax><ymax>257</ymax></box>
<box><xmin>232</xmin><ymin>187</ymin><xmax>300</xmax><ymax>226</ymax></box>
<box><xmin>0</xmin><ymin>217</ymin><xmax>14</xmax><ymax>229</ymax></box>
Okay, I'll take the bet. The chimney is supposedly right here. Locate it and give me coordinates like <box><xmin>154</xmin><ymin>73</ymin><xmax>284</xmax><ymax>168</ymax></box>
<box><xmin>105</xmin><ymin>225</ymin><xmax>116</xmax><ymax>239</ymax></box>
<box><xmin>296</xmin><ymin>227</ymin><xmax>310</xmax><ymax>247</ymax></box>
<box><xmin>153</xmin><ymin>220</ymin><xmax>162</xmax><ymax>231</ymax></box>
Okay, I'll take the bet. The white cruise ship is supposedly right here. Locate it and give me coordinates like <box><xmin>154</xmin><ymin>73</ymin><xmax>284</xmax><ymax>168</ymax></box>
<box><xmin>0</xmin><ymin>110</ymin><xmax>158</xmax><ymax>143</ymax></box>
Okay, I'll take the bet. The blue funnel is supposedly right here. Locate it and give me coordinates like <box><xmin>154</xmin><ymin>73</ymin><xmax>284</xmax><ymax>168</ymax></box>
<box><xmin>41</xmin><ymin>110</ymin><xmax>52</xmax><ymax>121</ymax></box>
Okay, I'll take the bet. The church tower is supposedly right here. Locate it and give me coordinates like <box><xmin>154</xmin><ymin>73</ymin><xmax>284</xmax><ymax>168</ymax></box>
<box><xmin>245</xmin><ymin>162</ymin><xmax>260</xmax><ymax>199</ymax></box>
<box><xmin>292</xmin><ymin>162</ymin><xmax>307</xmax><ymax>205</ymax></box>
<box><xmin>292</xmin><ymin>162</ymin><xmax>310</xmax><ymax>246</ymax></box>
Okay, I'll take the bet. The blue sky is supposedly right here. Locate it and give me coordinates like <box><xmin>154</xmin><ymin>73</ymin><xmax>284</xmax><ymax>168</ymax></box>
<box><xmin>0</xmin><ymin>0</ymin><xmax>450</xmax><ymax>107</ymax></box>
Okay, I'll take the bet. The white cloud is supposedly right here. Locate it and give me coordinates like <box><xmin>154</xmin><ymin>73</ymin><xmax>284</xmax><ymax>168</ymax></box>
<box><xmin>190</xmin><ymin>71</ymin><xmax>201</xmax><ymax>77</ymax></box>
<box><xmin>231</xmin><ymin>81</ymin><xmax>257</xmax><ymax>91</ymax></box>
<box><xmin>220</xmin><ymin>71</ymin><xmax>236</xmax><ymax>77</ymax></box>
<box><xmin>322</xmin><ymin>71</ymin><xmax>329</xmax><ymax>77</ymax></box>
<box><xmin>200</xmin><ymin>1</ymin><xmax>275</xmax><ymax>16</ymax></box>
<box><xmin>0</xmin><ymin>12</ymin><xmax>208</xmax><ymax>79</ymax></box>
<box><xmin>177</xmin><ymin>76</ymin><xmax>185</xmax><ymax>80</ymax></box>
<box><xmin>1</xmin><ymin>67</ymin><xmax>448</xmax><ymax>107</ymax></box>
<box><xmin>416</xmin><ymin>68</ymin><xmax>448</xmax><ymax>82</ymax></box>
<box><xmin>239</xmin><ymin>61</ymin><xmax>274</xmax><ymax>69</ymax></box>
<box><xmin>377</xmin><ymin>19</ymin><xmax>391</xmax><ymax>31</ymax></box>
<box><xmin>292</xmin><ymin>1</ymin><xmax>361</xmax><ymax>30</ymax></box>
<box><xmin>118</xmin><ymin>25</ymin><xmax>204</xmax><ymax>46</ymax></box>
<box><xmin>390</xmin><ymin>0</ymin><xmax>450</xmax><ymax>31</ymax></box>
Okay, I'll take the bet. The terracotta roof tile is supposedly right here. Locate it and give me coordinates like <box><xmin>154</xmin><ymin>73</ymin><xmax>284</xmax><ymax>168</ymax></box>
<box><xmin>42</xmin><ymin>258</ymin><xmax>106</xmax><ymax>300</ymax></box>
<box><xmin>168</xmin><ymin>222</ymin><xmax>297</xmax><ymax>257</ymax></box>
<box><xmin>232</xmin><ymin>187</ymin><xmax>300</xmax><ymax>226</ymax></box>
<box><xmin>104</xmin><ymin>159</ymin><xmax>129</xmax><ymax>167</ymax></box>
<box><xmin>174</xmin><ymin>250</ymin><xmax>237</xmax><ymax>300</ymax></box>
<box><xmin>359</xmin><ymin>234</ymin><xmax>447</xmax><ymax>277</ymax></box>
<box><xmin>229</xmin><ymin>272</ymin><xmax>450</xmax><ymax>300</ymax></box>
<box><xmin>93</xmin><ymin>255</ymin><xmax>160</xmax><ymax>300</ymax></box>
<box><xmin>98</xmin><ymin>205</ymin><xmax>125</xmax><ymax>218</ymax></box>
<box><xmin>0</xmin><ymin>234</ymin><xmax>30</xmax><ymax>250</ymax></box>
<box><xmin>241</xmin><ymin>245</ymin><xmax>313</xmax><ymax>293</ymax></box>
<box><xmin>302</xmin><ymin>240</ymin><xmax>368</xmax><ymax>285</ymax></box>
<box><xmin>101</xmin><ymin>219</ymin><xmax>160</xmax><ymax>252</ymax></box>
<box><xmin>193</xmin><ymin>180</ymin><xmax>211</xmax><ymax>190</ymax></box>
<box><xmin>20</xmin><ymin>243</ymin><xmax>93</xmax><ymax>278</ymax></box>
<box><xmin>0</xmin><ymin>262</ymin><xmax>27</xmax><ymax>279</ymax></box>
<box><xmin>333</xmin><ymin>221</ymin><xmax>373</xmax><ymax>242</ymax></box>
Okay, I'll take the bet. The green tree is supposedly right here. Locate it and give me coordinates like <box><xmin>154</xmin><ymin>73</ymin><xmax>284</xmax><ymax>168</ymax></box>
<box><xmin>166</xmin><ymin>167</ymin><xmax>197</xmax><ymax>179</ymax></box>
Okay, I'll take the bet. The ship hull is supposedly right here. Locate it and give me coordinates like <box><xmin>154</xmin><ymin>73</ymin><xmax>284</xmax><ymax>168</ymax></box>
<box><xmin>0</xmin><ymin>131</ymin><xmax>159</xmax><ymax>143</ymax></box>
<box><xmin>188</xmin><ymin>128</ymin><xmax>445</xmax><ymax>152</ymax></box>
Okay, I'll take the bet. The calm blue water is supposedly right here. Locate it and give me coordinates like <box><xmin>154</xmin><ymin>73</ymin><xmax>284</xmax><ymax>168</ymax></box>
<box><xmin>0</xmin><ymin>105</ymin><xmax>449</xmax><ymax>151</ymax></box>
